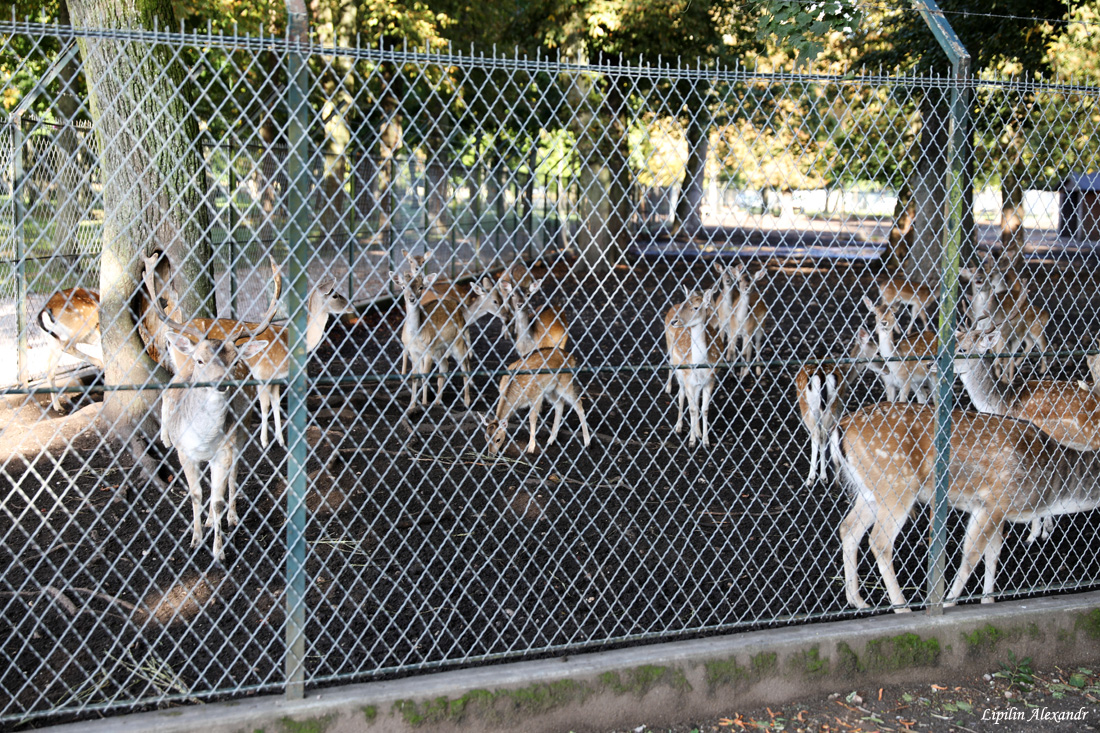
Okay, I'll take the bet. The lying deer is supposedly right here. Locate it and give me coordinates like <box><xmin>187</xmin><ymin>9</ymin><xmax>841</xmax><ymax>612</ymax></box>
<box><xmin>863</xmin><ymin>296</ymin><xmax>936</xmax><ymax>404</ymax></box>
<box><xmin>142</xmin><ymin>258</ymin><xmax>281</xmax><ymax>562</ymax></box>
<box><xmin>392</xmin><ymin>271</ymin><xmax>472</xmax><ymax>409</ymax></box>
<box><xmin>485</xmin><ymin>347</ymin><xmax>590</xmax><ymax>455</ymax></box>
<box><xmin>877</xmin><ymin>275</ymin><xmax>935</xmax><ymax>333</ymax></box>
<box><xmin>37</xmin><ymin>287</ymin><xmax>104</xmax><ymax>412</ymax></box>
<box><xmin>664</xmin><ymin>287</ymin><xmax>720</xmax><ymax>448</ymax></box>
<box><xmin>834</xmin><ymin>399</ymin><xmax>1100</xmax><ymax>611</ymax></box>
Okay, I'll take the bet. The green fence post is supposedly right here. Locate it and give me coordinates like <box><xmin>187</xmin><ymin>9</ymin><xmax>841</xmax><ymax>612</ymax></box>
<box><xmin>12</xmin><ymin>114</ymin><xmax>28</xmax><ymax>386</ymax></box>
<box><xmin>284</xmin><ymin>0</ymin><xmax>311</xmax><ymax>701</ymax></box>
<box><xmin>912</xmin><ymin>0</ymin><xmax>971</xmax><ymax>615</ymax></box>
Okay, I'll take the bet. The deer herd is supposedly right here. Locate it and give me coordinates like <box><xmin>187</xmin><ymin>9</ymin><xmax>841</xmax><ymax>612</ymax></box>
<box><xmin>30</xmin><ymin>247</ymin><xmax>1100</xmax><ymax>611</ymax></box>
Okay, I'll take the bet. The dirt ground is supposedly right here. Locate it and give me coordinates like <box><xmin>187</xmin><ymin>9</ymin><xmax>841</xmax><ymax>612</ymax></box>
<box><xmin>4</xmin><ymin>252</ymin><xmax>1100</xmax><ymax>725</ymax></box>
<box><xmin>603</xmin><ymin>661</ymin><xmax>1100</xmax><ymax>732</ymax></box>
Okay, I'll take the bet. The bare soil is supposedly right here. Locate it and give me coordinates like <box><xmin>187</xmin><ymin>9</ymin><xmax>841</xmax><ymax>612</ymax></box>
<box><xmin>3</xmin><ymin>253</ymin><xmax>1100</xmax><ymax>726</ymax></box>
<box><xmin>603</xmin><ymin>661</ymin><xmax>1100</xmax><ymax>732</ymax></box>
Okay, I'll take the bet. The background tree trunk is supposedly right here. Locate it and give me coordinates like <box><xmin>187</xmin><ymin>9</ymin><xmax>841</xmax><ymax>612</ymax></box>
<box><xmin>903</xmin><ymin>89</ymin><xmax>949</xmax><ymax>281</ymax></box>
<box><xmin>69</xmin><ymin>0</ymin><xmax>214</xmax><ymax>433</ymax></box>
<box><xmin>673</xmin><ymin>114</ymin><xmax>708</xmax><ymax>242</ymax></box>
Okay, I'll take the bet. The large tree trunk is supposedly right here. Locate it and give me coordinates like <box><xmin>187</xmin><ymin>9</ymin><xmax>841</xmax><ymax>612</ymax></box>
<box><xmin>69</xmin><ymin>0</ymin><xmax>213</xmax><ymax>435</ymax></box>
<box><xmin>313</xmin><ymin>0</ymin><xmax>357</xmax><ymax>251</ymax></box>
<box><xmin>673</xmin><ymin>114</ymin><xmax>708</xmax><ymax>241</ymax></box>
<box><xmin>1000</xmin><ymin>103</ymin><xmax>1028</xmax><ymax>267</ymax></box>
<box><xmin>903</xmin><ymin>89</ymin><xmax>950</xmax><ymax>281</ymax></box>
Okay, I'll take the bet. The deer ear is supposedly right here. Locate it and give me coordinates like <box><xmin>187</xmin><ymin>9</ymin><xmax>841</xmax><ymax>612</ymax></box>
<box><xmin>681</xmin><ymin>284</ymin><xmax>691</xmax><ymax>299</ymax></box>
<box><xmin>390</xmin><ymin>271</ymin><xmax>404</xmax><ymax>286</ymax></box>
<box><xmin>238</xmin><ymin>340</ymin><xmax>269</xmax><ymax>360</ymax></box>
<box><xmin>857</xmin><ymin>327</ymin><xmax>870</xmax><ymax>341</ymax></box>
<box><xmin>861</xmin><ymin>295</ymin><xmax>875</xmax><ymax>311</ymax></box>
<box><xmin>422</xmin><ymin>250</ymin><xmax>433</xmax><ymax>263</ymax></box>
<box><xmin>169</xmin><ymin>332</ymin><xmax>196</xmax><ymax>355</ymax></box>
<box><xmin>753</xmin><ymin>268</ymin><xmax>766</xmax><ymax>281</ymax></box>
<box><xmin>402</xmin><ymin>249</ymin><xmax>412</xmax><ymax>260</ymax></box>
<box><xmin>317</xmin><ymin>277</ymin><xmax>335</xmax><ymax>292</ymax></box>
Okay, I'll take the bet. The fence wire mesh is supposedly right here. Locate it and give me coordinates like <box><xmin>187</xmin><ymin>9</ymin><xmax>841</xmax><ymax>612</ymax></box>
<box><xmin>2</xmin><ymin>20</ymin><xmax>1100</xmax><ymax>725</ymax></box>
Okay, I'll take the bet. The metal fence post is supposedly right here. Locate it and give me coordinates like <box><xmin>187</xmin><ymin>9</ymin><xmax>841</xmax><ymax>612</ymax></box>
<box><xmin>284</xmin><ymin>0</ymin><xmax>311</xmax><ymax>701</ymax></box>
<box><xmin>11</xmin><ymin>113</ymin><xmax>27</xmax><ymax>386</ymax></box>
<box><xmin>912</xmin><ymin>0</ymin><xmax>971</xmax><ymax>615</ymax></box>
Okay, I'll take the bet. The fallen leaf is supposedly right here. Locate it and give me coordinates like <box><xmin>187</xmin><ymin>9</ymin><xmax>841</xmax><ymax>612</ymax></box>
<box><xmin>931</xmin><ymin>684</ymin><xmax>947</xmax><ymax>691</ymax></box>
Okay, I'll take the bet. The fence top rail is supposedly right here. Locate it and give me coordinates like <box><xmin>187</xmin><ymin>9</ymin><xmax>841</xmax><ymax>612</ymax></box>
<box><xmin>4</xmin><ymin>20</ymin><xmax>1100</xmax><ymax>97</ymax></box>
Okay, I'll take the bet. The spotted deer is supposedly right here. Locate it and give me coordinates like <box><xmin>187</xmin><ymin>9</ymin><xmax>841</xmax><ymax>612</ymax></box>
<box><xmin>391</xmin><ymin>271</ymin><xmax>472</xmax><ymax>409</ymax></box>
<box><xmin>37</xmin><ymin>288</ymin><xmax>103</xmax><ymax>412</ymax></box>
<box><xmin>961</xmin><ymin>259</ymin><xmax>1049</xmax><ymax>381</ymax></box>
<box><xmin>664</xmin><ymin>287</ymin><xmax>721</xmax><ymax>448</ymax></box>
<box><xmin>834</xmin><ymin>400</ymin><xmax>1100</xmax><ymax>611</ymax></box>
<box><xmin>142</xmin><ymin>258</ymin><xmax>281</xmax><ymax>562</ymax></box>
<box><xmin>485</xmin><ymin>347</ymin><xmax>590</xmax><ymax>455</ymax></box>
<box><xmin>722</xmin><ymin>264</ymin><xmax>767</xmax><ymax>377</ymax></box>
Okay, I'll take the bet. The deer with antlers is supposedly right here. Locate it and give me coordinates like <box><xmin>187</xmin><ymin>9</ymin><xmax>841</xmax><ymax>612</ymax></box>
<box><xmin>142</xmin><ymin>257</ymin><xmax>281</xmax><ymax>562</ymax></box>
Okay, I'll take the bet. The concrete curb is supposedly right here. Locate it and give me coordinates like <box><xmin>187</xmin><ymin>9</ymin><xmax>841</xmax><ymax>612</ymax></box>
<box><xmin>43</xmin><ymin>591</ymin><xmax>1100</xmax><ymax>733</ymax></box>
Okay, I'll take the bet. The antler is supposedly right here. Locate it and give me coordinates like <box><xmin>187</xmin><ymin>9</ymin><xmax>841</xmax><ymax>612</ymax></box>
<box><xmin>229</xmin><ymin>256</ymin><xmax>282</xmax><ymax>340</ymax></box>
<box><xmin>143</xmin><ymin>254</ymin><xmax>204</xmax><ymax>341</ymax></box>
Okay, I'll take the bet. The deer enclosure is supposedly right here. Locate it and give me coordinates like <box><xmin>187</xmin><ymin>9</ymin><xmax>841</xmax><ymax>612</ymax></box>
<box><xmin>4</xmin><ymin>20</ymin><xmax>1100</xmax><ymax>728</ymax></box>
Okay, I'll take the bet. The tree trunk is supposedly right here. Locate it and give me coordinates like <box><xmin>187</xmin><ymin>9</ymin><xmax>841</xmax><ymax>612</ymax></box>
<box><xmin>313</xmin><ymin>0</ymin><xmax>357</xmax><ymax>251</ymax></box>
<box><xmin>1000</xmin><ymin>104</ymin><xmax>1028</xmax><ymax>267</ymax></box>
<box><xmin>52</xmin><ymin>1</ymin><xmax>87</xmax><ymax>266</ymax></box>
<box><xmin>903</xmin><ymin>89</ymin><xmax>950</xmax><ymax>281</ymax></box>
<box><xmin>69</xmin><ymin>0</ymin><xmax>213</xmax><ymax>435</ymax></box>
<box><xmin>674</xmin><ymin>114</ymin><xmax>708</xmax><ymax>241</ymax></box>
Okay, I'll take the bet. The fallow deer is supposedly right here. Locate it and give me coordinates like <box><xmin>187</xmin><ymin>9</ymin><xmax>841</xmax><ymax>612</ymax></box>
<box><xmin>485</xmin><ymin>347</ymin><xmax>590</xmax><ymax>455</ymax></box>
<box><xmin>391</xmin><ymin>271</ymin><xmax>472</xmax><ymax>410</ymax></box>
<box><xmin>877</xmin><ymin>275</ymin><xmax>935</xmax><ymax>333</ymax></box>
<box><xmin>142</xmin><ymin>258</ymin><xmax>281</xmax><ymax>562</ymax></box>
<box><xmin>794</xmin><ymin>328</ymin><xmax>882</xmax><ymax>486</ymax></box>
<box><xmin>834</xmin><ymin>400</ymin><xmax>1100</xmax><ymax>611</ymax></box>
<box><xmin>504</xmin><ymin>278</ymin><xmax>569</xmax><ymax>357</ymax></box>
<box><xmin>718</xmin><ymin>264</ymin><xmax>767</xmax><ymax>378</ymax></box>
<box><xmin>863</xmin><ymin>296</ymin><xmax>936</xmax><ymax>404</ymax></box>
<box><xmin>37</xmin><ymin>287</ymin><xmax>103</xmax><ymax>412</ymax></box>
<box><xmin>664</xmin><ymin>287</ymin><xmax>720</xmax><ymax>448</ymax></box>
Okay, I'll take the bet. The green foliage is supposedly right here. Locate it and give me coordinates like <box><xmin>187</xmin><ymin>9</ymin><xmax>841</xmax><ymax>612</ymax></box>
<box><xmin>993</xmin><ymin>651</ymin><xmax>1036</xmax><ymax>690</ymax></box>
<box><xmin>756</xmin><ymin>0</ymin><xmax>862</xmax><ymax>67</ymax></box>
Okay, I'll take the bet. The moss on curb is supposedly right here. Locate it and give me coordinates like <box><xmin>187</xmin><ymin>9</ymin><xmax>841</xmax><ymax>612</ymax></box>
<box><xmin>865</xmin><ymin>633</ymin><xmax>940</xmax><ymax>672</ymax></box>
<box><xmin>1077</xmin><ymin>608</ymin><xmax>1100</xmax><ymax>640</ymax></box>
<box><xmin>786</xmin><ymin>646</ymin><xmax>829</xmax><ymax>678</ymax></box>
<box><xmin>277</xmin><ymin>715</ymin><xmax>333</xmax><ymax>733</ymax></box>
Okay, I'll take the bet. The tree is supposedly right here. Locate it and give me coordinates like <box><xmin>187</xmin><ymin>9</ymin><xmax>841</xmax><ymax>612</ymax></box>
<box><xmin>67</xmin><ymin>0</ymin><xmax>214</xmax><ymax>444</ymax></box>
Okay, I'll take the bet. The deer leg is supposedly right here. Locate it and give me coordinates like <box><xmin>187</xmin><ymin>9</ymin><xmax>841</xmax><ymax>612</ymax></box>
<box><xmin>686</xmin><ymin>381</ymin><xmax>701</xmax><ymax>448</ymax></box>
<box><xmin>867</xmin><ymin>500</ymin><xmax>915</xmax><ymax>612</ymax></box>
<box><xmin>458</xmin><ymin>334</ymin><xmax>472</xmax><ymax>407</ymax></box>
<box><xmin>181</xmin><ymin>459</ymin><xmax>205</xmax><ymax>550</ymax></box>
<box><xmin>806</xmin><ymin>433</ymin><xmax>820</xmax><ymax>487</ymax></box>
<box><xmin>567</xmin><ymin>388</ymin><xmax>591</xmax><ymax>448</ymax></box>
<box><xmin>209</xmin><ymin>453</ymin><xmax>232</xmax><ymax>562</ymax></box>
<box><xmin>946</xmin><ymin>510</ymin><xmax>1001</xmax><ymax>606</ymax></box>
<box><xmin>674</xmin><ymin>374</ymin><xmax>685</xmax><ymax>434</ymax></box>
<box><xmin>546</xmin><ymin>399</ymin><xmax>564</xmax><ymax>447</ymax></box>
<box><xmin>433</xmin><ymin>355</ymin><xmax>448</xmax><ymax>406</ymax></box>
<box><xmin>258</xmin><ymin>386</ymin><xmax>271</xmax><ymax>448</ymax></box>
<box><xmin>526</xmin><ymin>396</ymin><xmax>544</xmax><ymax>453</ymax></box>
<box><xmin>753</xmin><ymin>329</ymin><xmax>764</xmax><ymax>376</ymax></box>
<box><xmin>45</xmin><ymin>342</ymin><xmax>65</xmax><ymax>412</ymax></box>
<box><xmin>700</xmin><ymin>379</ymin><xmax>713</xmax><ymax>447</ymax></box>
<box><xmin>271</xmin><ymin>383</ymin><xmax>284</xmax><ymax>447</ymax></box>
<box><xmin>840</xmin><ymin>494</ymin><xmax>877</xmax><ymax>609</ymax></box>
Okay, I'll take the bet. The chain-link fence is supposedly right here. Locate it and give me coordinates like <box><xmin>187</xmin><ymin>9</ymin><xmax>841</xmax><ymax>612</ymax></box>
<box><xmin>3</xmin><ymin>19</ymin><xmax>1100</xmax><ymax>726</ymax></box>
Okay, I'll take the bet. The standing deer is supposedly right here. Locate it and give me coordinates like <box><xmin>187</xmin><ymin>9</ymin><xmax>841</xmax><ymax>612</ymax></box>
<box><xmin>37</xmin><ymin>288</ymin><xmax>103</xmax><ymax>412</ymax></box>
<box><xmin>877</xmin><ymin>275</ymin><xmax>935</xmax><ymax>333</ymax></box>
<box><xmin>400</xmin><ymin>251</ymin><xmax>510</xmax><ymax>373</ymax></box>
<box><xmin>485</xmin><ymin>347</ymin><xmax>590</xmax><ymax>455</ymax></box>
<box><xmin>142</xmin><ymin>259</ymin><xmax>281</xmax><ymax>562</ymax></box>
<box><xmin>863</xmin><ymin>296</ymin><xmax>936</xmax><ymax>404</ymax></box>
<box><xmin>794</xmin><ymin>328</ymin><xmax>882</xmax><ymax>486</ymax></box>
<box><xmin>504</xmin><ymin>278</ymin><xmax>569</xmax><ymax>357</ymax></box>
<box><xmin>720</xmin><ymin>264</ymin><xmax>767</xmax><ymax>378</ymax></box>
<box><xmin>961</xmin><ymin>259</ymin><xmax>1049</xmax><ymax>381</ymax></box>
<box><xmin>834</xmin><ymin>399</ymin><xmax>1100</xmax><ymax>612</ymax></box>
<box><xmin>391</xmin><ymin>271</ymin><xmax>472</xmax><ymax>409</ymax></box>
<box><xmin>664</xmin><ymin>287</ymin><xmax>720</xmax><ymax>448</ymax></box>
